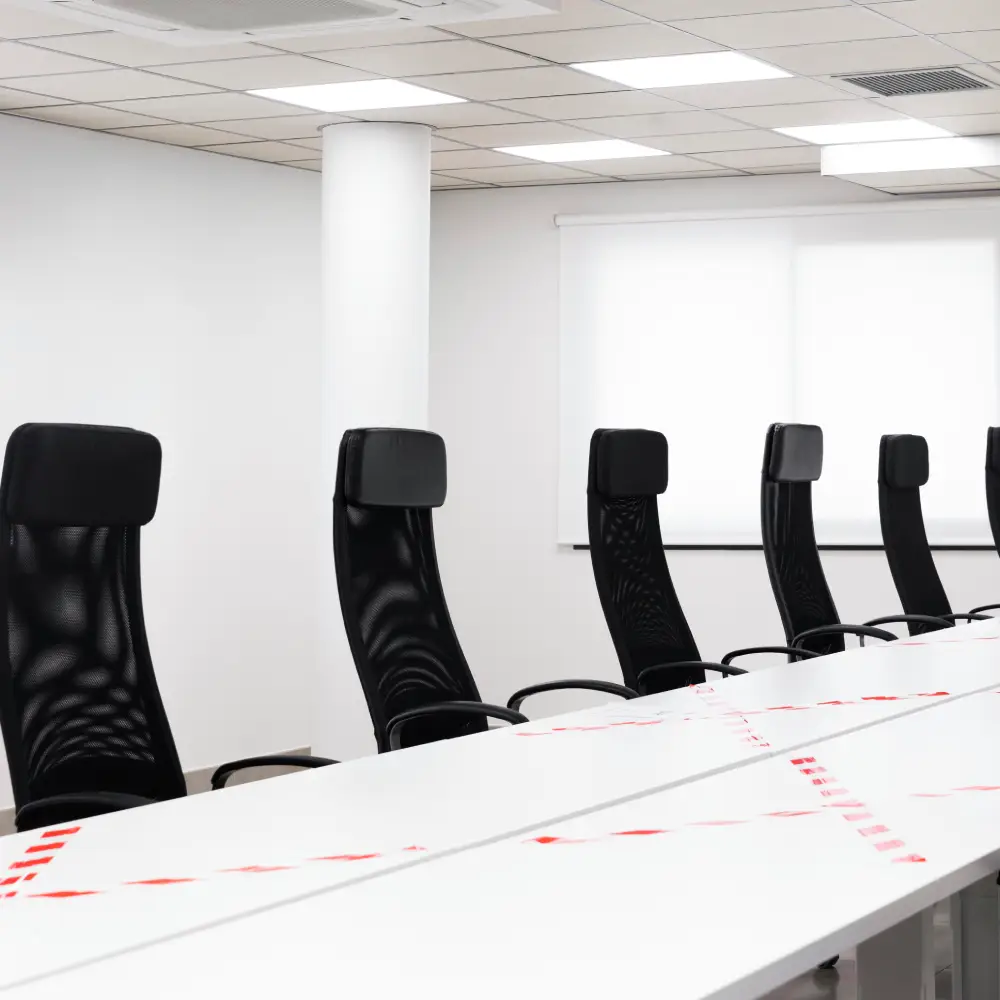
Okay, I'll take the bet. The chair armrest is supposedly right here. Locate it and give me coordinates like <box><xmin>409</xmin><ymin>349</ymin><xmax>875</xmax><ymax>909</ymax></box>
<box><xmin>211</xmin><ymin>755</ymin><xmax>338</xmax><ymax>791</ymax></box>
<box><xmin>507</xmin><ymin>679</ymin><xmax>638</xmax><ymax>712</ymax></box>
<box><xmin>15</xmin><ymin>791</ymin><xmax>154</xmax><ymax>832</ymax></box>
<box><xmin>792</xmin><ymin>624</ymin><xmax>897</xmax><ymax>649</ymax></box>
<box><xmin>635</xmin><ymin>661</ymin><xmax>747</xmax><ymax>696</ymax></box>
<box><xmin>388</xmin><ymin>701</ymin><xmax>528</xmax><ymax>751</ymax></box>
<box><xmin>968</xmin><ymin>604</ymin><xmax>1000</xmax><ymax>616</ymax></box>
<box><xmin>864</xmin><ymin>614</ymin><xmax>953</xmax><ymax>632</ymax></box>
<box><xmin>721</xmin><ymin>646</ymin><xmax>820</xmax><ymax>666</ymax></box>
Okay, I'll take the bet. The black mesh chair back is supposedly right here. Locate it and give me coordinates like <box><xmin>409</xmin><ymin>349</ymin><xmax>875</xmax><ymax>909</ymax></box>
<box><xmin>761</xmin><ymin>424</ymin><xmax>844</xmax><ymax>657</ymax></box>
<box><xmin>987</xmin><ymin>428</ymin><xmax>1000</xmax><ymax>558</ymax></box>
<box><xmin>587</xmin><ymin>429</ymin><xmax>704</xmax><ymax>693</ymax></box>
<box><xmin>878</xmin><ymin>435</ymin><xmax>950</xmax><ymax>634</ymax></box>
<box><xmin>333</xmin><ymin>428</ymin><xmax>485</xmax><ymax>752</ymax></box>
<box><xmin>0</xmin><ymin>424</ymin><xmax>185</xmax><ymax>824</ymax></box>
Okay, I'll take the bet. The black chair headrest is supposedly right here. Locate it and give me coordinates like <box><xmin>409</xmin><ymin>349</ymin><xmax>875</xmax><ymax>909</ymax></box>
<box><xmin>880</xmin><ymin>434</ymin><xmax>928</xmax><ymax>490</ymax></box>
<box><xmin>988</xmin><ymin>428</ymin><xmax>1000</xmax><ymax>475</ymax></box>
<box><xmin>3</xmin><ymin>423</ymin><xmax>161</xmax><ymax>527</ymax></box>
<box><xmin>766</xmin><ymin>423</ymin><xmax>823</xmax><ymax>484</ymax></box>
<box><xmin>343</xmin><ymin>428</ymin><xmax>446</xmax><ymax>509</ymax></box>
<box><xmin>590</xmin><ymin>429</ymin><xmax>667</xmax><ymax>498</ymax></box>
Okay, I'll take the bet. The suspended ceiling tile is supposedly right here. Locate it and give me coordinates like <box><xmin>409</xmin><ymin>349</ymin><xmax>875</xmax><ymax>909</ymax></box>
<box><xmin>433</xmin><ymin>118</ymin><xmax>601</xmax><ymax>146</ymax></box>
<box><xmin>435</xmin><ymin>162</ymin><xmax>600</xmax><ymax>182</ymax></box>
<box><xmin>110</xmin><ymin>123</ymin><xmax>260</xmax><ymax>146</ymax></box>
<box><xmin>97</xmin><ymin>92</ymin><xmax>304</xmax><ymax>122</ymax></box>
<box><xmin>608</xmin><ymin>0</ymin><xmax>850</xmax><ymax>16</ymax></box>
<box><xmin>447</xmin><ymin>0</ymin><xmax>641</xmax><ymax>38</ymax></box>
<box><xmin>0</xmin><ymin>7</ymin><xmax>96</xmax><ymax>38</ymax></box>
<box><xmin>270</xmin><ymin>26</ymin><xmax>453</xmax><ymax>52</ymax></box>
<box><xmin>24</xmin><ymin>32</ymin><xmax>273</xmax><ymax>66</ymax></box>
<box><xmin>880</xmin><ymin>182</ymin><xmax>1000</xmax><ymax>193</ymax></box>
<box><xmin>492</xmin><ymin>90</ymin><xmax>691</xmax><ymax>119</ymax></box>
<box><xmin>659</xmin><ymin>76</ymin><xmax>849</xmax><ymax>109</ymax></box>
<box><xmin>926</xmin><ymin>112</ymin><xmax>1000</xmax><ymax>135</ymax></box>
<box><xmin>579</xmin><ymin>109</ymin><xmax>749</xmax><ymax>137</ymax></box>
<box><xmin>844</xmin><ymin>167</ymin><xmax>1000</xmax><ymax>187</ymax></box>
<box><xmin>647</xmin><ymin>128</ymin><xmax>807</xmax><ymax>152</ymax></box>
<box><xmin>407</xmin><ymin>66</ymin><xmax>621</xmax><ymax>101</ymax></box>
<box><xmin>344</xmin><ymin>103</ymin><xmax>539</xmax><ymax>127</ymax></box>
<box><xmin>431</xmin><ymin>148</ymin><xmax>529</xmax><ymax>169</ymax></box>
<box><xmin>431</xmin><ymin>135</ymin><xmax>474</xmax><ymax>151</ymax></box>
<box><xmin>319</xmin><ymin>39</ymin><xmax>541</xmax><ymax>76</ymax></box>
<box><xmin>431</xmin><ymin>174</ymin><xmax>490</xmax><ymax>188</ymax></box>
<box><xmin>0</xmin><ymin>85</ymin><xmax>65</xmax><ymax>109</ymax></box>
<box><xmin>723</xmin><ymin>98</ymin><xmax>902</xmax><ymax>127</ymax></box>
<box><xmin>876</xmin><ymin>88</ymin><xmax>1000</xmax><ymax>117</ymax></box>
<box><xmin>199</xmin><ymin>140</ymin><xmax>316</xmax><ymax>162</ymax></box>
<box><xmin>581</xmin><ymin>153</ymin><xmax>723</xmax><ymax>174</ymax></box>
<box><xmin>152</xmin><ymin>55</ymin><xmax>374</xmax><ymax>89</ymax></box>
<box><xmin>8</xmin><ymin>103</ymin><xmax>168</xmax><ymax>129</ymax></box>
<box><xmin>746</xmin><ymin>35</ymin><xmax>974</xmax><ymax>76</ymax></box>
<box><xmin>0</xmin><ymin>39</ymin><xmax>110</xmax><ymax>77</ymax></box>
<box><xmin>286</xmin><ymin>159</ymin><xmax>322</xmax><ymax>170</ymax></box>
<box><xmin>696</xmin><ymin>145</ymin><xmax>822</xmax><ymax>168</ymax></box>
<box><xmin>486</xmin><ymin>24</ymin><xmax>722</xmax><ymax>62</ymax></box>
<box><xmin>670</xmin><ymin>6</ymin><xmax>916</xmax><ymax>48</ymax></box>
<box><xmin>3</xmin><ymin>69</ymin><xmax>215</xmax><ymax>103</ymax></box>
<box><xmin>204</xmin><ymin>112</ymin><xmax>349</xmax><ymax>140</ymax></box>
<box><xmin>869</xmin><ymin>0</ymin><xmax>1000</xmax><ymax>33</ymax></box>
<box><xmin>936</xmin><ymin>30</ymin><xmax>1000</xmax><ymax>62</ymax></box>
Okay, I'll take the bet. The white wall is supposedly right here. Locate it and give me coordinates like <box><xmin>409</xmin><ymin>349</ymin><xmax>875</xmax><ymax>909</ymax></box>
<box><xmin>429</xmin><ymin>173</ymin><xmax>1000</xmax><ymax>716</ymax></box>
<box><xmin>0</xmin><ymin>114</ymin><xmax>322</xmax><ymax>807</ymax></box>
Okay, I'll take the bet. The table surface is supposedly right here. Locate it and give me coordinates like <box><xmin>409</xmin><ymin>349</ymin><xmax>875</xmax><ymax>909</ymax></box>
<box><xmin>4</xmin><ymin>616</ymin><xmax>1000</xmax><ymax>995</ymax></box>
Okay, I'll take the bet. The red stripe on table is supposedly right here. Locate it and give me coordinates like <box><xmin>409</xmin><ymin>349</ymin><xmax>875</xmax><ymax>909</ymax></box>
<box><xmin>790</xmin><ymin>756</ymin><xmax>925</xmax><ymax>864</ymax></box>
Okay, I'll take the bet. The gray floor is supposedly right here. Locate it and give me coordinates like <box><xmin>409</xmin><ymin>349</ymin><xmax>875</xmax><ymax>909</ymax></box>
<box><xmin>763</xmin><ymin>905</ymin><xmax>953</xmax><ymax>1000</ymax></box>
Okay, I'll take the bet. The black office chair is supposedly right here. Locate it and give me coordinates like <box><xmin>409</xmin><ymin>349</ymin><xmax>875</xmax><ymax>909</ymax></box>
<box><xmin>986</xmin><ymin>428</ymin><xmax>1000</xmax><ymax>572</ymax></box>
<box><xmin>879</xmin><ymin>434</ymin><xmax>997</xmax><ymax>632</ymax></box>
<box><xmin>334</xmin><ymin>428</ymin><xmax>635</xmax><ymax>753</ymax></box>
<box><xmin>760</xmin><ymin>423</ymin><xmax>948</xmax><ymax>657</ymax></box>
<box><xmin>587</xmin><ymin>429</ymin><xmax>819</xmax><ymax>695</ymax></box>
<box><xmin>0</xmin><ymin>423</ymin><xmax>334</xmax><ymax>831</ymax></box>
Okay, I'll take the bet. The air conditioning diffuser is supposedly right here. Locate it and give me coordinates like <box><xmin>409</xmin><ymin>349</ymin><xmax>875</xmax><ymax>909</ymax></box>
<box><xmin>9</xmin><ymin>0</ymin><xmax>561</xmax><ymax>42</ymax></box>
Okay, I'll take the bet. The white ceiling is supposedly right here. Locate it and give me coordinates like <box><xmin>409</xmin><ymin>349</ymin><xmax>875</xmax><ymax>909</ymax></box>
<box><xmin>1</xmin><ymin>0</ymin><xmax>1000</xmax><ymax>191</ymax></box>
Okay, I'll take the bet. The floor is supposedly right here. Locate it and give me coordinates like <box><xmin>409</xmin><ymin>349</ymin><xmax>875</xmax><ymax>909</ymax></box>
<box><xmin>764</xmin><ymin>905</ymin><xmax>953</xmax><ymax>1000</ymax></box>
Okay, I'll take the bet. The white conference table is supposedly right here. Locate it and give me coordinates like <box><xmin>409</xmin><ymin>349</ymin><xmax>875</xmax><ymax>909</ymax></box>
<box><xmin>3</xmin><ymin>618</ymin><xmax>1000</xmax><ymax>995</ymax></box>
<box><xmin>23</xmin><ymin>687</ymin><xmax>1000</xmax><ymax>1000</ymax></box>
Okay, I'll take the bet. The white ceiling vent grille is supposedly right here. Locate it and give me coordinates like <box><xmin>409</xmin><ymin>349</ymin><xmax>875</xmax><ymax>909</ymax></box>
<box><xmin>100</xmin><ymin>0</ymin><xmax>387</xmax><ymax>29</ymax></box>
<box><xmin>15</xmin><ymin>0</ymin><xmax>561</xmax><ymax>42</ymax></box>
<box><xmin>837</xmin><ymin>67</ymin><xmax>991</xmax><ymax>98</ymax></box>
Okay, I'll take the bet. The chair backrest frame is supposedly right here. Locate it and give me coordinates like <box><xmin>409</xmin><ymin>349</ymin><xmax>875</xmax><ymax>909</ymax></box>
<box><xmin>878</xmin><ymin>433</ymin><xmax>952</xmax><ymax>633</ymax></box>
<box><xmin>587</xmin><ymin>429</ymin><xmax>705</xmax><ymax>693</ymax></box>
<box><xmin>760</xmin><ymin>423</ymin><xmax>844</xmax><ymax>656</ymax></box>
<box><xmin>0</xmin><ymin>423</ymin><xmax>185</xmax><ymax>815</ymax></box>
<box><xmin>332</xmin><ymin>428</ymin><xmax>484</xmax><ymax>752</ymax></box>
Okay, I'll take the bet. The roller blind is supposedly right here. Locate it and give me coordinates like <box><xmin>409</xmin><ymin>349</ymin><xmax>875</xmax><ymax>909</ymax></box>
<box><xmin>558</xmin><ymin>204</ymin><xmax>1000</xmax><ymax>546</ymax></box>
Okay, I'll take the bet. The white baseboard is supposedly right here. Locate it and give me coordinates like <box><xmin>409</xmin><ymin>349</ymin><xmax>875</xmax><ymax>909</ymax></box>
<box><xmin>0</xmin><ymin>746</ymin><xmax>312</xmax><ymax>837</ymax></box>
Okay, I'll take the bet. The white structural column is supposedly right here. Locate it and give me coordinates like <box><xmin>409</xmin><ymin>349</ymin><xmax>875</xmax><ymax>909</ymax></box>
<box><xmin>315</xmin><ymin>121</ymin><xmax>433</xmax><ymax>759</ymax></box>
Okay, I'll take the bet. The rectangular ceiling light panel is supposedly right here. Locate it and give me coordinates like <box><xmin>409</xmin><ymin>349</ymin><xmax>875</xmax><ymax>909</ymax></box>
<box><xmin>250</xmin><ymin>80</ymin><xmax>465</xmax><ymax>112</ymax></box>
<box><xmin>572</xmin><ymin>52</ymin><xmax>791</xmax><ymax>90</ymax></box>
<box><xmin>822</xmin><ymin>135</ymin><xmax>1000</xmax><ymax>176</ymax></box>
<box><xmin>497</xmin><ymin>139</ymin><xmax>670</xmax><ymax>162</ymax></box>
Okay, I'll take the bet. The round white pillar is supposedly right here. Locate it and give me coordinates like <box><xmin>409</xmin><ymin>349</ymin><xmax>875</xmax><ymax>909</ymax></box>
<box><xmin>316</xmin><ymin>121</ymin><xmax>433</xmax><ymax>759</ymax></box>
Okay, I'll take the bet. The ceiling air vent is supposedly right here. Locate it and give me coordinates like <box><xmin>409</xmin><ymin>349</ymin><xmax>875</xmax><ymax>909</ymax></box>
<box><xmin>837</xmin><ymin>67</ymin><xmax>991</xmax><ymax>98</ymax></box>
<box><xmin>12</xmin><ymin>0</ymin><xmax>560</xmax><ymax>43</ymax></box>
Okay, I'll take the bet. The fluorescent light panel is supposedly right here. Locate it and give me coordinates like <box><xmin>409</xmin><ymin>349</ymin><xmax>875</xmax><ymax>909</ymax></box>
<box><xmin>821</xmin><ymin>135</ymin><xmax>1000</xmax><ymax>176</ymax></box>
<box><xmin>572</xmin><ymin>52</ymin><xmax>790</xmax><ymax>89</ymax></box>
<box><xmin>775</xmin><ymin>119</ymin><xmax>952</xmax><ymax>145</ymax></box>
<box><xmin>249</xmin><ymin>80</ymin><xmax>465</xmax><ymax>113</ymax></box>
<box><xmin>497</xmin><ymin>139</ymin><xmax>670</xmax><ymax>163</ymax></box>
